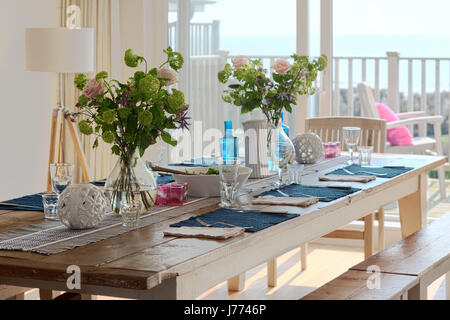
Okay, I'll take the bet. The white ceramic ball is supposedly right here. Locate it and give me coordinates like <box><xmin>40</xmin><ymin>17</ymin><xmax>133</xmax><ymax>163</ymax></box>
<box><xmin>292</xmin><ymin>132</ymin><xmax>324</xmax><ymax>164</ymax></box>
<box><xmin>57</xmin><ymin>184</ymin><xmax>108</xmax><ymax>230</ymax></box>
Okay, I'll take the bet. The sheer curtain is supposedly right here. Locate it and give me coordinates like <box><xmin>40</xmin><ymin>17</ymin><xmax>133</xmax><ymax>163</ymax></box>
<box><xmin>60</xmin><ymin>0</ymin><xmax>119</xmax><ymax>182</ymax></box>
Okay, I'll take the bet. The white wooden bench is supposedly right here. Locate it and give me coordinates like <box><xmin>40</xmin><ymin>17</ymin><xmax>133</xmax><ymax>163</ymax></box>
<box><xmin>350</xmin><ymin>212</ymin><xmax>450</xmax><ymax>300</ymax></box>
<box><xmin>303</xmin><ymin>213</ymin><xmax>450</xmax><ymax>300</ymax></box>
<box><xmin>301</xmin><ymin>270</ymin><xmax>418</xmax><ymax>300</ymax></box>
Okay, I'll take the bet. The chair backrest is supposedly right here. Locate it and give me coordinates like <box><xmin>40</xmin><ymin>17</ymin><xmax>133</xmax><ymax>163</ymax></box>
<box><xmin>305</xmin><ymin>117</ymin><xmax>387</xmax><ymax>153</ymax></box>
<box><xmin>357</xmin><ymin>82</ymin><xmax>380</xmax><ymax>119</ymax></box>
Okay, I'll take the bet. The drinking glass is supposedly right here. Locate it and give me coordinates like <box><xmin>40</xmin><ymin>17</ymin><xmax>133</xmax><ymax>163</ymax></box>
<box><xmin>42</xmin><ymin>193</ymin><xmax>59</xmax><ymax>220</ymax></box>
<box><xmin>50</xmin><ymin>163</ymin><xmax>74</xmax><ymax>195</ymax></box>
<box><xmin>343</xmin><ymin>127</ymin><xmax>361</xmax><ymax>165</ymax></box>
<box><xmin>218</xmin><ymin>157</ymin><xmax>240</xmax><ymax>208</ymax></box>
<box><xmin>287</xmin><ymin>162</ymin><xmax>305</xmax><ymax>185</ymax></box>
<box><xmin>358</xmin><ymin>146</ymin><xmax>374</xmax><ymax>166</ymax></box>
<box><xmin>120</xmin><ymin>199</ymin><xmax>142</xmax><ymax>228</ymax></box>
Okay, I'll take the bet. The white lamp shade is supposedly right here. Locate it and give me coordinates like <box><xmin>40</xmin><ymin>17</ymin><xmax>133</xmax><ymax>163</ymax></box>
<box><xmin>25</xmin><ymin>28</ymin><xmax>95</xmax><ymax>73</ymax></box>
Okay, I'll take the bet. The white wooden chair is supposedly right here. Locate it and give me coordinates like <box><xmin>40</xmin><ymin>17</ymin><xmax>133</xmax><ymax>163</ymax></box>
<box><xmin>357</xmin><ymin>82</ymin><xmax>446</xmax><ymax>199</ymax></box>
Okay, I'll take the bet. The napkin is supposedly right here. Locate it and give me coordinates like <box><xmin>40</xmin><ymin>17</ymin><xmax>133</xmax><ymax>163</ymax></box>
<box><xmin>252</xmin><ymin>196</ymin><xmax>318</xmax><ymax>207</ymax></box>
<box><xmin>163</xmin><ymin>226</ymin><xmax>245</xmax><ymax>240</ymax></box>
<box><xmin>319</xmin><ymin>174</ymin><xmax>376</xmax><ymax>183</ymax></box>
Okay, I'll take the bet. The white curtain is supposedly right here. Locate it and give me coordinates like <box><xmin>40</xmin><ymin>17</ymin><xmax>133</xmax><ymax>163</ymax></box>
<box><xmin>60</xmin><ymin>0</ymin><xmax>119</xmax><ymax>182</ymax></box>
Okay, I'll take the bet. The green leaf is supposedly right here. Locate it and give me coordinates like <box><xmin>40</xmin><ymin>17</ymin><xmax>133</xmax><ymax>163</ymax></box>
<box><xmin>112</xmin><ymin>145</ymin><xmax>121</xmax><ymax>156</ymax></box>
<box><xmin>161</xmin><ymin>131</ymin><xmax>177</xmax><ymax>147</ymax></box>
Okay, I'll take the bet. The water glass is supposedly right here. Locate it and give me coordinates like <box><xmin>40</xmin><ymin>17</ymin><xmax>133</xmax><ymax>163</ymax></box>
<box><xmin>218</xmin><ymin>157</ymin><xmax>240</xmax><ymax>208</ymax></box>
<box><xmin>358</xmin><ymin>146</ymin><xmax>374</xmax><ymax>166</ymax></box>
<box><xmin>50</xmin><ymin>163</ymin><xmax>74</xmax><ymax>195</ymax></box>
<box><xmin>120</xmin><ymin>199</ymin><xmax>142</xmax><ymax>228</ymax></box>
<box><xmin>343</xmin><ymin>127</ymin><xmax>361</xmax><ymax>165</ymax></box>
<box><xmin>42</xmin><ymin>193</ymin><xmax>59</xmax><ymax>220</ymax></box>
<box><xmin>287</xmin><ymin>162</ymin><xmax>305</xmax><ymax>185</ymax></box>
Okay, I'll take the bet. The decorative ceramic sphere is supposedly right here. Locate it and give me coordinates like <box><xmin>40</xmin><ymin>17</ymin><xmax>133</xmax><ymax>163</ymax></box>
<box><xmin>57</xmin><ymin>184</ymin><xmax>108</xmax><ymax>230</ymax></box>
<box><xmin>292</xmin><ymin>132</ymin><xmax>324</xmax><ymax>164</ymax></box>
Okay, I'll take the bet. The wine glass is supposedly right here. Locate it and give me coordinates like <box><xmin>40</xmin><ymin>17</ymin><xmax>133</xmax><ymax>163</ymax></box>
<box><xmin>218</xmin><ymin>157</ymin><xmax>240</xmax><ymax>208</ymax></box>
<box><xmin>50</xmin><ymin>163</ymin><xmax>74</xmax><ymax>195</ymax></box>
<box><xmin>343</xmin><ymin>127</ymin><xmax>361</xmax><ymax>165</ymax></box>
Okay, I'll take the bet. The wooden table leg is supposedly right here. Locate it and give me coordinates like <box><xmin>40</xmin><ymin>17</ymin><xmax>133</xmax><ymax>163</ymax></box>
<box><xmin>267</xmin><ymin>258</ymin><xmax>277</xmax><ymax>287</ymax></box>
<box><xmin>398</xmin><ymin>173</ymin><xmax>428</xmax><ymax>239</ymax></box>
<box><xmin>39</xmin><ymin>289</ymin><xmax>59</xmax><ymax>300</ymax></box>
<box><xmin>446</xmin><ymin>272</ymin><xmax>450</xmax><ymax>300</ymax></box>
<box><xmin>227</xmin><ymin>274</ymin><xmax>246</xmax><ymax>292</ymax></box>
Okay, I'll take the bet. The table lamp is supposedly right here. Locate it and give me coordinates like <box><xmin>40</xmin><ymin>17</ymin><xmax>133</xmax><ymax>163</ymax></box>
<box><xmin>25</xmin><ymin>28</ymin><xmax>95</xmax><ymax>190</ymax></box>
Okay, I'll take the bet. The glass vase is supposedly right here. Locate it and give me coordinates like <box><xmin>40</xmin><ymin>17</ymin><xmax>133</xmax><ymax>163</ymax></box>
<box><xmin>105</xmin><ymin>149</ymin><xmax>157</xmax><ymax>215</ymax></box>
<box><xmin>268</xmin><ymin>122</ymin><xmax>295</xmax><ymax>187</ymax></box>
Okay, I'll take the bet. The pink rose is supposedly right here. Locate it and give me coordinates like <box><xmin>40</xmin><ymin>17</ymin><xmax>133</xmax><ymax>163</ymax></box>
<box><xmin>157</xmin><ymin>67</ymin><xmax>178</xmax><ymax>86</ymax></box>
<box><xmin>83</xmin><ymin>79</ymin><xmax>105</xmax><ymax>98</ymax></box>
<box><xmin>232</xmin><ymin>56</ymin><xmax>250</xmax><ymax>70</ymax></box>
<box><xmin>272</xmin><ymin>59</ymin><xmax>291</xmax><ymax>75</ymax></box>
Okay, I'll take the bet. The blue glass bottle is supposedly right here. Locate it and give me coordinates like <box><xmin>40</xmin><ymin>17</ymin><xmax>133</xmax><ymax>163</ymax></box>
<box><xmin>220</xmin><ymin>121</ymin><xmax>239</xmax><ymax>162</ymax></box>
<box><xmin>281</xmin><ymin>112</ymin><xmax>290</xmax><ymax>137</ymax></box>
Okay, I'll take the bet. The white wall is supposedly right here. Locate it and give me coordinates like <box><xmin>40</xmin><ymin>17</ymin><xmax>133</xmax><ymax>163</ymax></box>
<box><xmin>0</xmin><ymin>0</ymin><xmax>60</xmax><ymax>200</ymax></box>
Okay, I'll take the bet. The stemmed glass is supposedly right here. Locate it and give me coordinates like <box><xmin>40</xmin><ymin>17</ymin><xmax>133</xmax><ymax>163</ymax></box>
<box><xmin>50</xmin><ymin>163</ymin><xmax>74</xmax><ymax>195</ymax></box>
<box><xmin>218</xmin><ymin>157</ymin><xmax>240</xmax><ymax>208</ymax></box>
<box><xmin>343</xmin><ymin>127</ymin><xmax>361</xmax><ymax>165</ymax></box>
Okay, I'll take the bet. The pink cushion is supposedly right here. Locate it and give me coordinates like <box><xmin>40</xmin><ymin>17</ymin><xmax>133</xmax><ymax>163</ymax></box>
<box><xmin>376</xmin><ymin>103</ymin><xmax>413</xmax><ymax>146</ymax></box>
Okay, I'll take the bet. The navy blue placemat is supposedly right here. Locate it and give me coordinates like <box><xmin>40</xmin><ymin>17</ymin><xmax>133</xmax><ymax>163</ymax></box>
<box><xmin>256</xmin><ymin>184</ymin><xmax>361</xmax><ymax>203</ymax></box>
<box><xmin>327</xmin><ymin>165</ymin><xmax>413</xmax><ymax>179</ymax></box>
<box><xmin>0</xmin><ymin>194</ymin><xmax>44</xmax><ymax>212</ymax></box>
<box><xmin>170</xmin><ymin>208</ymin><xmax>299</xmax><ymax>233</ymax></box>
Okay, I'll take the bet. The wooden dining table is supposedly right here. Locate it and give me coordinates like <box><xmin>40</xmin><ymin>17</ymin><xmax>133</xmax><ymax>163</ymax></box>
<box><xmin>0</xmin><ymin>154</ymin><xmax>446</xmax><ymax>300</ymax></box>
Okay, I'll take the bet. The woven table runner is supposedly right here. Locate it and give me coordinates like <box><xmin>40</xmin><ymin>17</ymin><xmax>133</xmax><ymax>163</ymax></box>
<box><xmin>0</xmin><ymin>197</ymin><xmax>202</xmax><ymax>255</ymax></box>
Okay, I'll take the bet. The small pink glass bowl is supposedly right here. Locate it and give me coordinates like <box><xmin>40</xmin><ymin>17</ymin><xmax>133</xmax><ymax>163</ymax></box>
<box><xmin>156</xmin><ymin>183</ymin><xmax>188</xmax><ymax>206</ymax></box>
<box><xmin>323</xmin><ymin>142</ymin><xmax>341</xmax><ymax>159</ymax></box>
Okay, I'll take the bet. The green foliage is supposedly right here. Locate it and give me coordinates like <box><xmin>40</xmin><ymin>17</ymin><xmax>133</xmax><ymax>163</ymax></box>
<box><xmin>102</xmin><ymin>131</ymin><xmax>115</xmax><ymax>144</ymax></box>
<box><xmin>218</xmin><ymin>54</ymin><xmax>328</xmax><ymax>127</ymax></box>
<box><xmin>95</xmin><ymin>71</ymin><xmax>108</xmax><ymax>81</ymax></box>
<box><xmin>74</xmin><ymin>74</ymin><xmax>88</xmax><ymax>90</ymax></box>
<box><xmin>79</xmin><ymin>120</ymin><xmax>93</xmax><ymax>135</ymax></box>
<box><xmin>73</xmin><ymin>47</ymin><xmax>189</xmax><ymax>162</ymax></box>
<box><xmin>167</xmin><ymin>89</ymin><xmax>185</xmax><ymax>114</ymax></box>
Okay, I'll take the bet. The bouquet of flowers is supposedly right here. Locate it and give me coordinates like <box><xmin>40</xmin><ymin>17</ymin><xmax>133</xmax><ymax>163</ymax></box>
<box><xmin>73</xmin><ymin>47</ymin><xmax>190</xmax><ymax>212</ymax></box>
<box><xmin>74</xmin><ymin>47</ymin><xmax>189</xmax><ymax>160</ymax></box>
<box><xmin>218</xmin><ymin>54</ymin><xmax>328</xmax><ymax>128</ymax></box>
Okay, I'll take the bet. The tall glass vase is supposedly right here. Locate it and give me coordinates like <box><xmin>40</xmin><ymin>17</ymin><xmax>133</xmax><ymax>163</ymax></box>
<box><xmin>268</xmin><ymin>123</ymin><xmax>295</xmax><ymax>187</ymax></box>
<box><xmin>105</xmin><ymin>149</ymin><xmax>157</xmax><ymax>215</ymax></box>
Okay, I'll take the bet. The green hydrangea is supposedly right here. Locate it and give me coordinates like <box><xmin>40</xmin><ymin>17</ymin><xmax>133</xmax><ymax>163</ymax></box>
<box><xmin>102</xmin><ymin>110</ymin><xmax>116</xmax><ymax>124</ymax></box>
<box><xmin>167</xmin><ymin>89</ymin><xmax>185</xmax><ymax>114</ymax></box>
<box><xmin>218</xmin><ymin>64</ymin><xmax>232</xmax><ymax>84</ymax></box>
<box><xmin>138</xmin><ymin>75</ymin><xmax>160</xmax><ymax>100</ymax></box>
<box><xmin>79</xmin><ymin>120</ymin><xmax>93</xmax><ymax>135</ymax></box>
<box><xmin>102</xmin><ymin>131</ymin><xmax>115</xmax><ymax>144</ymax></box>
<box><xmin>164</xmin><ymin>47</ymin><xmax>184</xmax><ymax>71</ymax></box>
<box><xmin>317</xmin><ymin>54</ymin><xmax>328</xmax><ymax>71</ymax></box>
<box><xmin>96</xmin><ymin>71</ymin><xmax>108</xmax><ymax>81</ymax></box>
<box><xmin>124</xmin><ymin>49</ymin><xmax>139</xmax><ymax>68</ymax></box>
<box><xmin>77</xmin><ymin>94</ymin><xmax>89</xmax><ymax>107</ymax></box>
<box><xmin>138</xmin><ymin>110</ymin><xmax>153</xmax><ymax>126</ymax></box>
<box><xmin>74</xmin><ymin>74</ymin><xmax>88</xmax><ymax>90</ymax></box>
